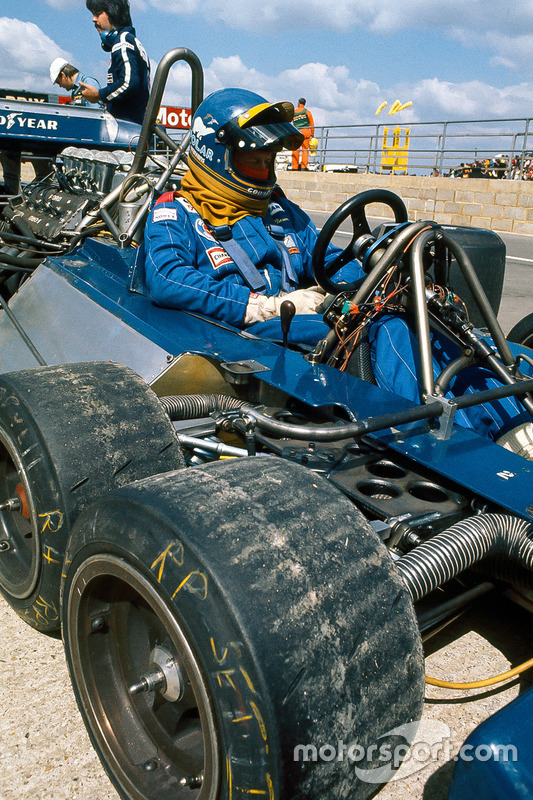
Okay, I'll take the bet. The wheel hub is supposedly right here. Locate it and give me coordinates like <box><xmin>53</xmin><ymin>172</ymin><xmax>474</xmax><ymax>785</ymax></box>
<box><xmin>129</xmin><ymin>644</ymin><xmax>185</xmax><ymax>702</ymax></box>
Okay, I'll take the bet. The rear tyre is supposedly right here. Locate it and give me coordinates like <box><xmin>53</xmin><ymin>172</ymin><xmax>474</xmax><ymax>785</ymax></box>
<box><xmin>508</xmin><ymin>312</ymin><xmax>533</xmax><ymax>348</ymax></box>
<box><xmin>62</xmin><ymin>457</ymin><xmax>425</xmax><ymax>800</ymax></box>
<box><xmin>0</xmin><ymin>361</ymin><xmax>183</xmax><ymax>631</ymax></box>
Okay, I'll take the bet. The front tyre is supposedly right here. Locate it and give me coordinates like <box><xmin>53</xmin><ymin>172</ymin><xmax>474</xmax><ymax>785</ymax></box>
<box><xmin>0</xmin><ymin>361</ymin><xmax>183</xmax><ymax>631</ymax></box>
<box><xmin>62</xmin><ymin>458</ymin><xmax>424</xmax><ymax>800</ymax></box>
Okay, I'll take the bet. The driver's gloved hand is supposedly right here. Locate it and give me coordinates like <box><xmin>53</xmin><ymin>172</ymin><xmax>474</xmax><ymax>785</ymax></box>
<box><xmin>244</xmin><ymin>288</ymin><xmax>325</xmax><ymax>325</ymax></box>
<box><xmin>244</xmin><ymin>294</ymin><xmax>280</xmax><ymax>324</ymax></box>
<box><xmin>315</xmin><ymin>293</ymin><xmax>336</xmax><ymax>315</ymax></box>
<box><xmin>274</xmin><ymin>288</ymin><xmax>325</xmax><ymax>315</ymax></box>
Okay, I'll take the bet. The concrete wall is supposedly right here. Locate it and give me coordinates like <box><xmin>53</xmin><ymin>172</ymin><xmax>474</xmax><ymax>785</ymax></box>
<box><xmin>276</xmin><ymin>171</ymin><xmax>533</xmax><ymax>235</ymax></box>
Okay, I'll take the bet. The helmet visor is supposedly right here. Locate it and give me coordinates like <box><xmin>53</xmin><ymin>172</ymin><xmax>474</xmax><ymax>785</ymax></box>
<box><xmin>217</xmin><ymin>101</ymin><xmax>304</xmax><ymax>152</ymax></box>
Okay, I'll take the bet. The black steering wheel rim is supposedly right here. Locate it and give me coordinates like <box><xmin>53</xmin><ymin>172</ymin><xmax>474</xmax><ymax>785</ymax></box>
<box><xmin>312</xmin><ymin>189</ymin><xmax>409</xmax><ymax>294</ymax></box>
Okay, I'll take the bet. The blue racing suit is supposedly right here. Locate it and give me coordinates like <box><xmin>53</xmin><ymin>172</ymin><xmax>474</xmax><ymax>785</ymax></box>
<box><xmin>100</xmin><ymin>26</ymin><xmax>150</xmax><ymax>124</ymax></box>
<box><xmin>142</xmin><ymin>190</ymin><xmax>531</xmax><ymax>440</ymax></box>
<box><xmin>143</xmin><ymin>189</ymin><xmax>358</xmax><ymax>329</ymax></box>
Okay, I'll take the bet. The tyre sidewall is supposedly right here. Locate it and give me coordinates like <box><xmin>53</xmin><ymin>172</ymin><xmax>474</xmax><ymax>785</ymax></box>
<box><xmin>62</xmin><ymin>504</ymin><xmax>281</xmax><ymax>800</ymax></box>
<box><xmin>508</xmin><ymin>312</ymin><xmax>533</xmax><ymax>348</ymax></box>
<box><xmin>0</xmin><ymin>385</ymin><xmax>65</xmax><ymax>631</ymax></box>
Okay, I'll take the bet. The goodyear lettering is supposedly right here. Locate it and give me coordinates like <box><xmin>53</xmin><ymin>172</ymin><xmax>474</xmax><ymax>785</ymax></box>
<box><xmin>0</xmin><ymin>114</ymin><xmax>58</xmax><ymax>131</ymax></box>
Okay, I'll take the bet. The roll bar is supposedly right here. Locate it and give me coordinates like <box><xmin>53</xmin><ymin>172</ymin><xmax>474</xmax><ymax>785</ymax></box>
<box><xmin>128</xmin><ymin>47</ymin><xmax>204</xmax><ymax>178</ymax></box>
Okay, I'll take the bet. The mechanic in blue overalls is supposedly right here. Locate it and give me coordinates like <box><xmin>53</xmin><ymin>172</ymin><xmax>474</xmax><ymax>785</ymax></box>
<box><xmin>82</xmin><ymin>0</ymin><xmax>150</xmax><ymax>125</ymax></box>
<box><xmin>142</xmin><ymin>88</ymin><xmax>533</xmax><ymax>455</ymax></box>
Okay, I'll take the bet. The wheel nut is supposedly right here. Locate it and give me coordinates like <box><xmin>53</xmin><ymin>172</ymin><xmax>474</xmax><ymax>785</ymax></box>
<box><xmin>0</xmin><ymin>495</ymin><xmax>22</xmax><ymax>513</ymax></box>
<box><xmin>179</xmin><ymin>773</ymin><xmax>203</xmax><ymax>788</ymax></box>
<box><xmin>129</xmin><ymin>668</ymin><xmax>166</xmax><ymax>695</ymax></box>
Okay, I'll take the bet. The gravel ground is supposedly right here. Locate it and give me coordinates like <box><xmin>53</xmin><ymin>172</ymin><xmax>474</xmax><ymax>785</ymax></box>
<box><xmin>1</xmin><ymin>591</ymin><xmax>532</xmax><ymax>800</ymax></box>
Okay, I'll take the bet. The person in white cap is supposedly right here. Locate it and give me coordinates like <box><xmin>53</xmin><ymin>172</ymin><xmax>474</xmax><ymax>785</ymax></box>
<box><xmin>49</xmin><ymin>58</ymin><xmax>102</xmax><ymax>107</ymax></box>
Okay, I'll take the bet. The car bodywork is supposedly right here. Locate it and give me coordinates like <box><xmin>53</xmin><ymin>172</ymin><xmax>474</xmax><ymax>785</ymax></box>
<box><xmin>0</xmin><ymin>48</ymin><xmax>532</xmax><ymax>800</ymax></box>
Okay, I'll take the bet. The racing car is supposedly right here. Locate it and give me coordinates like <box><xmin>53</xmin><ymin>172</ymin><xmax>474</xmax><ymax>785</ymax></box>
<box><xmin>0</xmin><ymin>48</ymin><xmax>532</xmax><ymax>800</ymax></box>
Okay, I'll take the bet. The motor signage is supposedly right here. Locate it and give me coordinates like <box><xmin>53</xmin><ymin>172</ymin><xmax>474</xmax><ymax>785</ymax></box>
<box><xmin>157</xmin><ymin>106</ymin><xmax>191</xmax><ymax>130</ymax></box>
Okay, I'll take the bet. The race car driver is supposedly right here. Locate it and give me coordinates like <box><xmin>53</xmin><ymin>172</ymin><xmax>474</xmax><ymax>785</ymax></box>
<box><xmin>141</xmin><ymin>87</ymin><xmax>533</xmax><ymax>450</ymax></box>
<box><xmin>142</xmin><ymin>87</ymin><xmax>356</xmax><ymax>346</ymax></box>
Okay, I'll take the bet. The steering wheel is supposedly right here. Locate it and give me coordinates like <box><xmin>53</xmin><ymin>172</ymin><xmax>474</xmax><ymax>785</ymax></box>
<box><xmin>312</xmin><ymin>189</ymin><xmax>409</xmax><ymax>294</ymax></box>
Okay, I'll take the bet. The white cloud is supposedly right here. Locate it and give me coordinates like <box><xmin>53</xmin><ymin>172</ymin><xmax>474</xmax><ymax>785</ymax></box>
<box><xmin>1</xmin><ymin>11</ymin><xmax>532</xmax><ymax>128</ymax></box>
<box><xmin>160</xmin><ymin>54</ymin><xmax>533</xmax><ymax>127</ymax></box>
<box><xmin>43</xmin><ymin>0</ymin><xmax>76</xmax><ymax>8</ymax></box>
<box><xmin>0</xmin><ymin>17</ymin><xmax>71</xmax><ymax>89</ymax></box>
<box><xmin>142</xmin><ymin>0</ymin><xmax>533</xmax><ymax>38</ymax></box>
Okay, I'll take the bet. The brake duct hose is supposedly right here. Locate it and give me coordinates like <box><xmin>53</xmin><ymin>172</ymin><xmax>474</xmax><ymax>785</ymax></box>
<box><xmin>160</xmin><ymin>394</ymin><xmax>248</xmax><ymax>420</ymax></box>
<box><xmin>397</xmin><ymin>513</ymin><xmax>533</xmax><ymax>603</ymax></box>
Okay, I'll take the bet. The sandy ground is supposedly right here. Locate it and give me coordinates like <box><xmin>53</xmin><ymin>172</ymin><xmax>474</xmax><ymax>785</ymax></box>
<box><xmin>1</xmin><ymin>591</ymin><xmax>532</xmax><ymax>800</ymax></box>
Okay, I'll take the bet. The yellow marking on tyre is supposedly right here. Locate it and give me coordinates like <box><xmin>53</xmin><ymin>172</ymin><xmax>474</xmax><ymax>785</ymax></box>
<box><xmin>43</xmin><ymin>546</ymin><xmax>60</xmax><ymax>564</ymax></box>
<box><xmin>239</xmin><ymin>666</ymin><xmax>257</xmax><ymax>694</ymax></box>
<box><xmin>171</xmin><ymin>570</ymin><xmax>208</xmax><ymax>600</ymax></box>
<box><xmin>249</xmin><ymin>700</ymin><xmax>268</xmax><ymax>741</ymax></box>
<box><xmin>150</xmin><ymin>541</ymin><xmax>184</xmax><ymax>581</ymax></box>
<box><xmin>210</xmin><ymin>638</ymin><xmax>228</xmax><ymax>664</ymax></box>
<box><xmin>38</xmin><ymin>510</ymin><xmax>64</xmax><ymax>532</ymax></box>
<box><xmin>226</xmin><ymin>757</ymin><xmax>232</xmax><ymax>799</ymax></box>
<box><xmin>216</xmin><ymin>670</ymin><xmax>237</xmax><ymax>690</ymax></box>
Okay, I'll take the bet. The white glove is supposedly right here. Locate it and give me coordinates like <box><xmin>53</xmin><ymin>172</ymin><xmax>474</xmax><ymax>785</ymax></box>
<box><xmin>244</xmin><ymin>294</ymin><xmax>279</xmax><ymax>325</ymax></box>
<box><xmin>244</xmin><ymin>288</ymin><xmax>325</xmax><ymax>325</ymax></box>
<box><xmin>274</xmin><ymin>288</ymin><xmax>325</xmax><ymax>315</ymax></box>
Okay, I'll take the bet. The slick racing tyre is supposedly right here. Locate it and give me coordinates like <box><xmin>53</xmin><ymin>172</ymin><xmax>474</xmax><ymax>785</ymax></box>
<box><xmin>0</xmin><ymin>361</ymin><xmax>183</xmax><ymax>631</ymax></box>
<box><xmin>508</xmin><ymin>311</ymin><xmax>533</xmax><ymax>349</ymax></box>
<box><xmin>62</xmin><ymin>457</ymin><xmax>424</xmax><ymax>800</ymax></box>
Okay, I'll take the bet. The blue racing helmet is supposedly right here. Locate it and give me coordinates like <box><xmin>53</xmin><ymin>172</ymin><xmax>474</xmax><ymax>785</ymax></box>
<box><xmin>189</xmin><ymin>88</ymin><xmax>304</xmax><ymax>200</ymax></box>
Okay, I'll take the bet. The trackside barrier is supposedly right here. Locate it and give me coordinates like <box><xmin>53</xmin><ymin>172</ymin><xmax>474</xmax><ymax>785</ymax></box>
<box><xmin>276</xmin><ymin>170</ymin><xmax>533</xmax><ymax>236</ymax></box>
<box><xmin>306</xmin><ymin>117</ymin><xmax>533</xmax><ymax>180</ymax></box>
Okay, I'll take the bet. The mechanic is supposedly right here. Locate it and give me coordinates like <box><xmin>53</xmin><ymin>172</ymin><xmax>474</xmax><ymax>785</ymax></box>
<box><xmin>82</xmin><ymin>0</ymin><xmax>150</xmax><ymax>124</ymax></box>
<box><xmin>291</xmin><ymin>97</ymin><xmax>315</xmax><ymax>171</ymax></box>
<box><xmin>49</xmin><ymin>58</ymin><xmax>102</xmax><ymax>106</ymax></box>
<box><xmin>142</xmin><ymin>87</ymin><xmax>532</xmax><ymax>452</ymax></box>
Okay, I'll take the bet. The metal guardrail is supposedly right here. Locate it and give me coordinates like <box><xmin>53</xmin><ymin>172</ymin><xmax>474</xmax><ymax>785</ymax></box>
<box><xmin>307</xmin><ymin>118</ymin><xmax>533</xmax><ymax>179</ymax></box>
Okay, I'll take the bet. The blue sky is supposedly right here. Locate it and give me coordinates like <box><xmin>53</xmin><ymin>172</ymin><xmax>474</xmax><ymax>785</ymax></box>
<box><xmin>1</xmin><ymin>0</ymin><xmax>533</xmax><ymax>125</ymax></box>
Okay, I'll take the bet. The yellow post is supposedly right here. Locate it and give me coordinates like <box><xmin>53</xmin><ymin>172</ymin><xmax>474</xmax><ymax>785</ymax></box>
<box><xmin>381</xmin><ymin>126</ymin><xmax>410</xmax><ymax>174</ymax></box>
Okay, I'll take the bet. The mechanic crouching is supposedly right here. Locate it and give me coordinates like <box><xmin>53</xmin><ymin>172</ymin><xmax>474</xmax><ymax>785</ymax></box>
<box><xmin>142</xmin><ymin>88</ymin><xmax>533</xmax><ymax>456</ymax></box>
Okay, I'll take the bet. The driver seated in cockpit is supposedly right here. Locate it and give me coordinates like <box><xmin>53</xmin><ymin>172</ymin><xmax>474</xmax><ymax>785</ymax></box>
<box><xmin>142</xmin><ymin>87</ymin><xmax>355</xmax><ymax>348</ymax></box>
<box><xmin>141</xmin><ymin>88</ymin><xmax>533</xmax><ymax>455</ymax></box>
